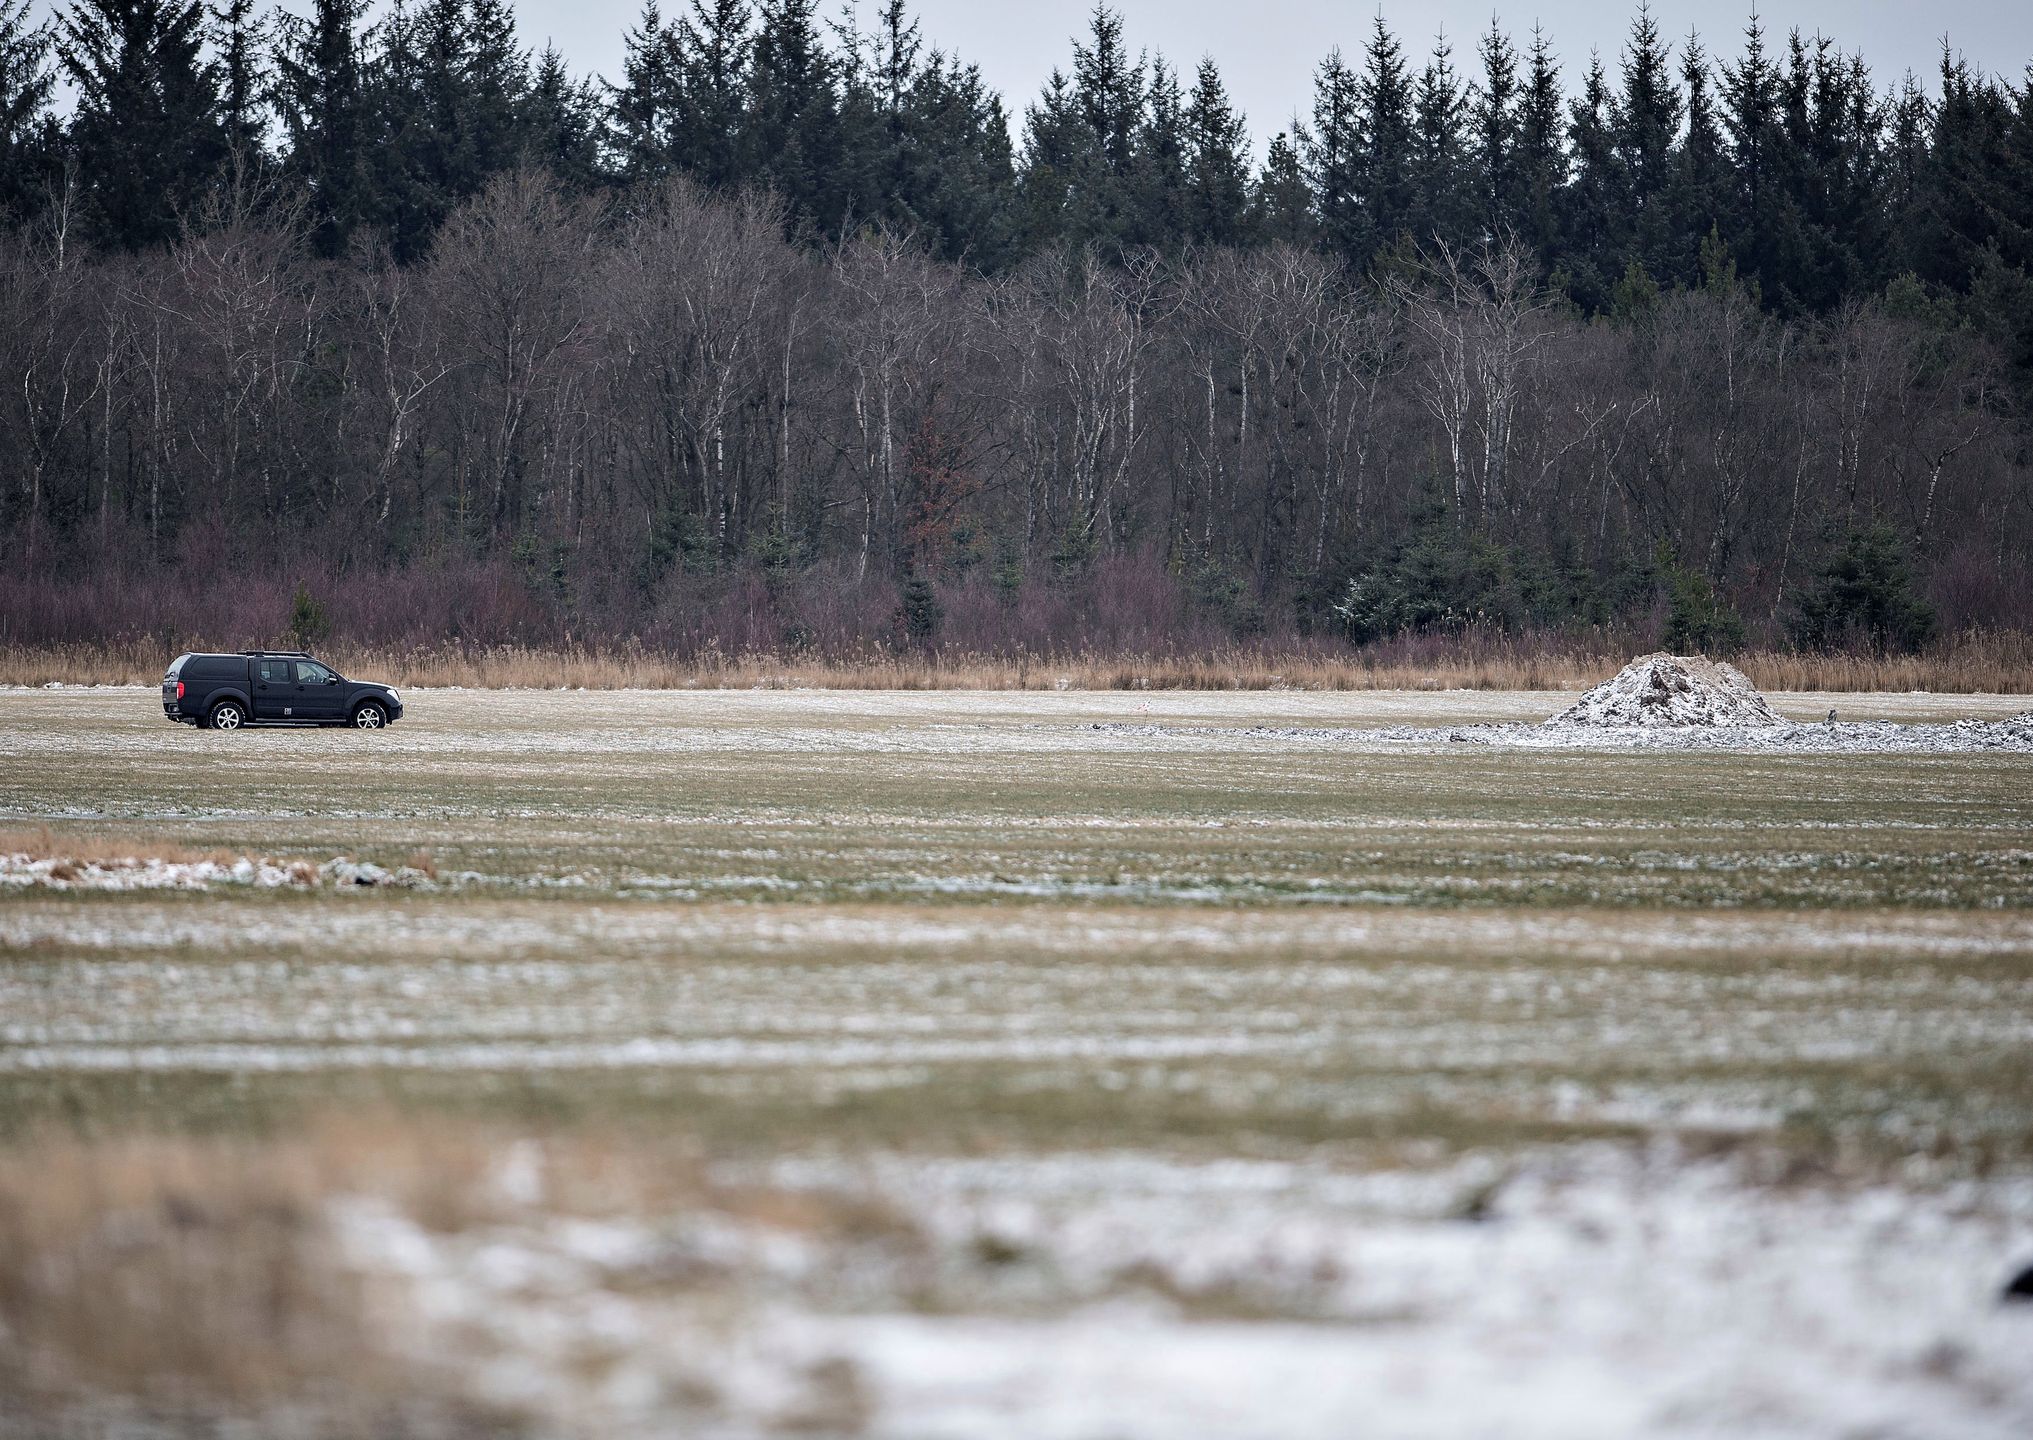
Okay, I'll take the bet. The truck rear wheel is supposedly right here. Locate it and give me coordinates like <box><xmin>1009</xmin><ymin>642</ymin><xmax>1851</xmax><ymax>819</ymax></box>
<box><xmin>209</xmin><ymin>701</ymin><xmax>246</xmax><ymax>731</ymax></box>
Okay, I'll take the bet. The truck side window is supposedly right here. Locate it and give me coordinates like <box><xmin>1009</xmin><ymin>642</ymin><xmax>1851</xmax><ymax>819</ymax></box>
<box><xmin>259</xmin><ymin>659</ymin><xmax>291</xmax><ymax>684</ymax></box>
<box><xmin>296</xmin><ymin>661</ymin><xmax>334</xmax><ymax>685</ymax></box>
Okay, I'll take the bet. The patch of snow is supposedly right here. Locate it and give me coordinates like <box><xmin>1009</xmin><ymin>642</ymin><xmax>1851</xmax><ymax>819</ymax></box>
<box><xmin>0</xmin><ymin>851</ymin><xmax>439</xmax><ymax>892</ymax></box>
<box><xmin>0</xmin><ymin>852</ymin><xmax>320</xmax><ymax>892</ymax></box>
<box><xmin>317</xmin><ymin>857</ymin><xmax>439</xmax><ymax>889</ymax></box>
<box><xmin>1088</xmin><ymin>716</ymin><xmax>2033</xmax><ymax>753</ymax></box>
<box><xmin>322</xmin><ymin>1143</ymin><xmax>2033</xmax><ymax>1439</ymax></box>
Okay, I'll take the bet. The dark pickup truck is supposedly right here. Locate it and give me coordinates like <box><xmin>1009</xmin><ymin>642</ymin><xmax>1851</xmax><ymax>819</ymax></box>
<box><xmin>162</xmin><ymin>651</ymin><xmax>405</xmax><ymax>731</ymax></box>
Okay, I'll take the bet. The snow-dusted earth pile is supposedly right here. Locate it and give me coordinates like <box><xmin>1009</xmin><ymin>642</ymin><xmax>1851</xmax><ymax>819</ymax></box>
<box><xmin>1550</xmin><ymin>653</ymin><xmax>1788</xmax><ymax>727</ymax></box>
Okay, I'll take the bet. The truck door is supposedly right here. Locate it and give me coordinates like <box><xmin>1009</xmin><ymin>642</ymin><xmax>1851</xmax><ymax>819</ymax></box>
<box><xmin>293</xmin><ymin>659</ymin><xmax>346</xmax><ymax>721</ymax></box>
<box><xmin>252</xmin><ymin>657</ymin><xmax>293</xmax><ymax>720</ymax></box>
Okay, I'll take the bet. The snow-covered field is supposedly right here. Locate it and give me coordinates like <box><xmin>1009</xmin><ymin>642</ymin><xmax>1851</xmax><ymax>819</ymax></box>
<box><xmin>2</xmin><ymin>687</ymin><xmax>2031</xmax><ymax>1437</ymax></box>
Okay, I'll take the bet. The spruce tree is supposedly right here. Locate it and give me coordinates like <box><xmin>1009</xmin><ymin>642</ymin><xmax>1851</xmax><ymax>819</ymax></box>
<box><xmin>1799</xmin><ymin>44</ymin><xmax>1886</xmax><ymax>307</ymax></box>
<box><xmin>902</xmin><ymin>51</ymin><xmax>1017</xmax><ymax>267</ymax></box>
<box><xmin>1183</xmin><ymin>56</ymin><xmax>1250</xmax><ymax>246</ymax></box>
<box><xmin>1882</xmin><ymin>70</ymin><xmax>1932</xmax><ymax>279</ymax></box>
<box><xmin>1915</xmin><ymin>52</ymin><xmax>2031</xmax><ymax>294</ymax></box>
<box><xmin>931</xmin><ymin>56</ymin><xmax>1017</xmax><ymax>264</ymax></box>
<box><xmin>835</xmin><ymin>0</ymin><xmax>1017</xmax><ymax>258</ymax></box>
<box><xmin>1408</xmin><ymin>31</ymin><xmax>1471</xmax><ymax>247</ymax></box>
<box><xmin>608</xmin><ymin>1</ymin><xmax>679</xmax><ymax>182</ymax></box>
<box><xmin>1562</xmin><ymin>52</ymin><xmax>1622</xmax><ymax>310</ymax></box>
<box><xmin>834</xmin><ymin>0</ymin><xmax>914</xmax><ymax>229</ymax></box>
<box><xmin>1791</xmin><ymin>524</ymin><xmax>1937</xmax><ymax>653</ymax></box>
<box><xmin>1305</xmin><ymin>48</ymin><xmax>1364</xmax><ymax>261</ymax></box>
<box><xmin>2008</xmin><ymin>64</ymin><xmax>2033</xmax><ymax>273</ymax></box>
<box><xmin>1131</xmin><ymin>55</ymin><xmax>1188</xmax><ymax>246</ymax></box>
<box><xmin>465</xmin><ymin>0</ymin><xmax>530</xmax><ymax>180</ymax></box>
<box><xmin>1722</xmin><ymin>14</ymin><xmax>1779</xmax><ymax>226</ymax></box>
<box><xmin>1515</xmin><ymin>25</ymin><xmax>1565</xmax><ymax>261</ymax></box>
<box><xmin>1019</xmin><ymin>6</ymin><xmax>1145</xmax><ymax>252</ymax></box>
<box><xmin>746</xmin><ymin>0</ymin><xmax>841</xmax><ymax>230</ymax></box>
<box><xmin>1838</xmin><ymin>52</ymin><xmax>1892</xmax><ymax>288</ymax></box>
<box><xmin>210</xmin><ymin>0</ymin><xmax>267</xmax><ymax>160</ymax></box>
<box><xmin>1765</xmin><ymin>29</ymin><xmax>1825</xmax><ymax>309</ymax></box>
<box><xmin>1069</xmin><ymin>3</ymin><xmax>1143</xmax><ymax>248</ymax></box>
<box><xmin>1613</xmin><ymin>4</ymin><xmax>1681</xmax><ymax>283</ymax></box>
<box><xmin>523</xmin><ymin>43</ymin><xmax>602</xmax><ymax>188</ymax></box>
<box><xmin>1073</xmin><ymin>6</ymin><xmax>1140</xmax><ymax>176</ymax></box>
<box><xmin>1669</xmin><ymin>32</ymin><xmax>1730</xmax><ymax>285</ymax></box>
<box><xmin>1471</xmin><ymin>20</ymin><xmax>1519</xmax><ymax>242</ymax></box>
<box><xmin>0</xmin><ymin>0</ymin><xmax>56</xmax><ymax>223</ymax></box>
<box><xmin>1720</xmin><ymin>13</ymin><xmax>1796</xmax><ymax>304</ymax></box>
<box><xmin>1354</xmin><ymin>16</ymin><xmax>1414</xmax><ymax>254</ymax></box>
<box><xmin>370</xmin><ymin>0</ymin><xmax>462</xmax><ymax>259</ymax></box>
<box><xmin>369</xmin><ymin>0</ymin><xmax>528</xmax><ymax>255</ymax></box>
<box><xmin>273</xmin><ymin>0</ymin><xmax>369</xmax><ymax>255</ymax></box>
<box><xmin>673</xmin><ymin>0</ymin><xmax>750</xmax><ymax>188</ymax></box>
<box><xmin>60</xmin><ymin>0</ymin><xmax>227</xmax><ymax>249</ymax></box>
<box><xmin>1017</xmin><ymin>67</ymin><xmax>1081</xmax><ymax>246</ymax></box>
<box><xmin>1252</xmin><ymin>127</ymin><xmax>1314</xmax><ymax>246</ymax></box>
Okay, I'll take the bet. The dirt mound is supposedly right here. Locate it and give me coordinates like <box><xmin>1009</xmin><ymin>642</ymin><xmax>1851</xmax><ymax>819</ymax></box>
<box><xmin>1548</xmin><ymin>653</ymin><xmax>1789</xmax><ymax>728</ymax></box>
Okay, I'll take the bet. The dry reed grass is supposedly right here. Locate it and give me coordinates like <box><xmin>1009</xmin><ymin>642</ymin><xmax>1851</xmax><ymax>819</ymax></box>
<box><xmin>0</xmin><ymin>1116</ymin><xmax>913</xmax><ymax>1437</ymax></box>
<box><xmin>0</xmin><ymin>826</ymin><xmax>246</xmax><ymax>869</ymax></box>
<box><xmin>0</xmin><ymin>1126</ymin><xmax>404</xmax><ymax>1434</ymax></box>
<box><xmin>4</xmin><ymin>630</ymin><xmax>2030</xmax><ymax>693</ymax></box>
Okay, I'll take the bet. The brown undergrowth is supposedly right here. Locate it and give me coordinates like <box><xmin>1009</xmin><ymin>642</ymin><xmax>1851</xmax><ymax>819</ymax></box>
<box><xmin>6</xmin><ymin>629</ymin><xmax>2032</xmax><ymax>693</ymax></box>
<box><xmin>0</xmin><ymin>1123</ymin><xmax>443</xmax><ymax>1435</ymax></box>
<box><xmin>0</xmin><ymin>1117</ymin><xmax>912</xmax><ymax>1437</ymax></box>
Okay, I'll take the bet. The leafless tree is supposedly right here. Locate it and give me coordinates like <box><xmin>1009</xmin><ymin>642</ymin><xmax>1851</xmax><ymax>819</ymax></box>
<box><xmin>1</xmin><ymin>172</ymin><xmax>2025</xmax><ymax>646</ymax></box>
<box><xmin>1392</xmin><ymin>237</ymin><xmax>1553</xmax><ymax>526</ymax></box>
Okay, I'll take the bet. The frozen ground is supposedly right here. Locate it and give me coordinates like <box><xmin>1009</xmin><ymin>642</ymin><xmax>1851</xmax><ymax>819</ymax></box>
<box><xmin>2</xmin><ymin>687</ymin><xmax>2031</xmax><ymax>1437</ymax></box>
<box><xmin>1097</xmin><ymin>713</ymin><xmax>2033</xmax><ymax>753</ymax></box>
<box><xmin>4</xmin><ymin>688</ymin><xmax>2031</xmax><ymax>909</ymax></box>
<box><xmin>2</xmin><ymin>683</ymin><xmax>2027</xmax><ymax>757</ymax></box>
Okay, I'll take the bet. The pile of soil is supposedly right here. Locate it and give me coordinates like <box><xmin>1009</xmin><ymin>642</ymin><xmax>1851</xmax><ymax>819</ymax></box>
<box><xmin>1548</xmin><ymin>654</ymin><xmax>1789</xmax><ymax>728</ymax></box>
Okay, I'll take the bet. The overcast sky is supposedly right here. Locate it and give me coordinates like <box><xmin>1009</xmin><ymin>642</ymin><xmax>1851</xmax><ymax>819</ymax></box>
<box><xmin>30</xmin><ymin>1</ymin><xmax>2033</xmax><ymax>159</ymax></box>
<box><xmin>523</xmin><ymin>1</ymin><xmax>2033</xmax><ymax>153</ymax></box>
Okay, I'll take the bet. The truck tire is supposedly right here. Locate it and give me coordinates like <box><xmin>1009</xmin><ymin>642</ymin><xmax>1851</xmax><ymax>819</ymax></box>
<box><xmin>209</xmin><ymin>701</ymin><xmax>246</xmax><ymax>731</ymax></box>
<box><xmin>351</xmin><ymin>701</ymin><xmax>387</xmax><ymax>729</ymax></box>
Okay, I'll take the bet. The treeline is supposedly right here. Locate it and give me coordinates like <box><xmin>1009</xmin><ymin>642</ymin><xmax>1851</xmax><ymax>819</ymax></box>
<box><xmin>0</xmin><ymin>0</ymin><xmax>2030</xmax><ymax>656</ymax></box>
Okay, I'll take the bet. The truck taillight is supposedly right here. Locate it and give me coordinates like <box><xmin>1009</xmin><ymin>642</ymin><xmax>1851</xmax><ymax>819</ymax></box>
<box><xmin>175</xmin><ymin>681</ymin><xmax>184</xmax><ymax>700</ymax></box>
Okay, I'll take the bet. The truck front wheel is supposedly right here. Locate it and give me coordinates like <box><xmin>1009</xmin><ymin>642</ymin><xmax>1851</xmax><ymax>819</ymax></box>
<box><xmin>352</xmin><ymin>701</ymin><xmax>387</xmax><ymax>730</ymax></box>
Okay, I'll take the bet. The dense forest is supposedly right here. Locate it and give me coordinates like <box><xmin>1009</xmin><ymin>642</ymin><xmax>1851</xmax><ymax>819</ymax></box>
<box><xmin>1</xmin><ymin>0</ymin><xmax>2030</xmax><ymax>658</ymax></box>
